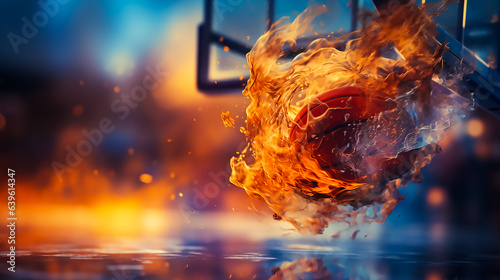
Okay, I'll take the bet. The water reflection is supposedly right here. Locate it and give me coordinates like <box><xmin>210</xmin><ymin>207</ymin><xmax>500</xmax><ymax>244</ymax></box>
<box><xmin>3</xmin><ymin>238</ymin><xmax>500</xmax><ymax>280</ymax></box>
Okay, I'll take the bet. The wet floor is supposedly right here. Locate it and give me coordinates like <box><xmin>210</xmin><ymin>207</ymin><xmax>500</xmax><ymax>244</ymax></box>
<box><xmin>2</xmin><ymin>239</ymin><xmax>500</xmax><ymax>280</ymax></box>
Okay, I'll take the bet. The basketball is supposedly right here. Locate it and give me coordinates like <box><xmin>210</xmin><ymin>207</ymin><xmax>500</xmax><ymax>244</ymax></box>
<box><xmin>290</xmin><ymin>86</ymin><xmax>413</xmax><ymax>183</ymax></box>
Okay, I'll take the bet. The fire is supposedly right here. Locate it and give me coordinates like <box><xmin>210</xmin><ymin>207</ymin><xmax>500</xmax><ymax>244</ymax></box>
<box><xmin>221</xmin><ymin>111</ymin><xmax>236</xmax><ymax>128</ymax></box>
<box><xmin>269</xmin><ymin>258</ymin><xmax>331</xmax><ymax>280</ymax></box>
<box><xmin>230</xmin><ymin>1</ymin><xmax>470</xmax><ymax>234</ymax></box>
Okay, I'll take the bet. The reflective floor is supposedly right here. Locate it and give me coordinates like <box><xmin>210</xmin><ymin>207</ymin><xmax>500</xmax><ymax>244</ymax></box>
<box><xmin>3</xmin><ymin>238</ymin><xmax>500</xmax><ymax>280</ymax></box>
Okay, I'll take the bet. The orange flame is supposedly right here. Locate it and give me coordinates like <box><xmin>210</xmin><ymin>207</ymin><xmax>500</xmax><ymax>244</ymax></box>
<box><xmin>230</xmin><ymin>1</ymin><xmax>469</xmax><ymax>234</ymax></box>
<box><xmin>269</xmin><ymin>258</ymin><xmax>331</xmax><ymax>280</ymax></box>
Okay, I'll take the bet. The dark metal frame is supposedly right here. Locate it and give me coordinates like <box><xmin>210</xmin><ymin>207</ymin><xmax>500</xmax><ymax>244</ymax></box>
<box><xmin>197</xmin><ymin>0</ymin><xmax>500</xmax><ymax>117</ymax></box>
<box><xmin>373</xmin><ymin>0</ymin><xmax>500</xmax><ymax>115</ymax></box>
<box><xmin>197</xmin><ymin>0</ymin><xmax>358</xmax><ymax>92</ymax></box>
<box><xmin>196</xmin><ymin>0</ymin><xmax>255</xmax><ymax>92</ymax></box>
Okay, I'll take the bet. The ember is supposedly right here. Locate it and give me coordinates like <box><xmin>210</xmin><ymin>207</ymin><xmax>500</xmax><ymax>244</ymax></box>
<box><xmin>221</xmin><ymin>111</ymin><xmax>236</xmax><ymax>127</ymax></box>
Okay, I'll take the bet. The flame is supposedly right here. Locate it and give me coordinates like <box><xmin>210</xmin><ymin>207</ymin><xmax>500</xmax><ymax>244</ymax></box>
<box><xmin>230</xmin><ymin>1</ymin><xmax>470</xmax><ymax>234</ymax></box>
<box><xmin>269</xmin><ymin>258</ymin><xmax>331</xmax><ymax>280</ymax></box>
<box><xmin>221</xmin><ymin>111</ymin><xmax>236</xmax><ymax>128</ymax></box>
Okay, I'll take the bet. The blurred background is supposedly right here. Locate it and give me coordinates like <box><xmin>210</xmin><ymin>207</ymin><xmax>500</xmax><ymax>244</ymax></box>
<box><xmin>0</xmin><ymin>0</ymin><xmax>499</xmax><ymax>279</ymax></box>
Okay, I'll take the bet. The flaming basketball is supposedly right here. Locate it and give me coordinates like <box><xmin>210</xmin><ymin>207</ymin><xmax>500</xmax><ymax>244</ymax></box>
<box><xmin>230</xmin><ymin>2</ymin><xmax>470</xmax><ymax>234</ymax></box>
<box><xmin>289</xmin><ymin>86</ymin><xmax>418</xmax><ymax>183</ymax></box>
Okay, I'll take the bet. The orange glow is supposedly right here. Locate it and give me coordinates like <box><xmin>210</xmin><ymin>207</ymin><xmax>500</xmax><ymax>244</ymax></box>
<box><xmin>223</xmin><ymin>46</ymin><xmax>230</xmax><ymax>52</ymax></box>
<box><xmin>72</xmin><ymin>105</ymin><xmax>84</xmax><ymax>116</ymax></box>
<box><xmin>475</xmin><ymin>141</ymin><xmax>490</xmax><ymax>159</ymax></box>
<box><xmin>427</xmin><ymin>187</ymin><xmax>446</xmax><ymax>207</ymax></box>
<box><xmin>141</xmin><ymin>208</ymin><xmax>168</xmax><ymax>235</ymax></box>
<box><xmin>0</xmin><ymin>112</ymin><xmax>6</xmax><ymax>131</ymax></box>
<box><xmin>426</xmin><ymin>272</ymin><xmax>442</xmax><ymax>280</ymax></box>
<box><xmin>0</xmin><ymin>165</ymin><xmax>181</xmax><ymax>249</ymax></box>
<box><xmin>0</xmin><ymin>5</ymin><xmax>296</xmax><ymax>253</ymax></box>
<box><xmin>114</xmin><ymin>86</ymin><xmax>120</xmax><ymax>93</ymax></box>
<box><xmin>140</xmin><ymin>173</ymin><xmax>153</xmax><ymax>184</ymax></box>
<box><xmin>467</xmin><ymin>119</ymin><xmax>484</xmax><ymax>138</ymax></box>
